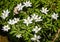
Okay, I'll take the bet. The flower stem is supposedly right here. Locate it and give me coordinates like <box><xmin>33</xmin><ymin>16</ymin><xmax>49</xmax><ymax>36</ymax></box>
<box><xmin>52</xmin><ymin>29</ymin><xmax>60</xmax><ymax>42</ymax></box>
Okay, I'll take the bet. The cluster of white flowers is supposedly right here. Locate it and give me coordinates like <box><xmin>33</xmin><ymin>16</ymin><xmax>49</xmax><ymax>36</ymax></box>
<box><xmin>31</xmin><ymin>14</ymin><xmax>43</xmax><ymax>22</ymax></box>
<box><xmin>23</xmin><ymin>16</ymin><xmax>42</xmax><ymax>42</ymax></box>
<box><xmin>31</xmin><ymin>26</ymin><xmax>41</xmax><ymax>42</ymax></box>
<box><xmin>1</xmin><ymin>0</ymin><xmax>59</xmax><ymax>41</ymax></box>
<box><xmin>23</xmin><ymin>14</ymin><xmax>42</xmax><ymax>42</ymax></box>
<box><xmin>40</xmin><ymin>7</ymin><xmax>59</xmax><ymax>20</ymax></box>
<box><xmin>23</xmin><ymin>14</ymin><xmax>43</xmax><ymax>26</ymax></box>
<box><xmin>2</xmin><ymin>25</ymin><xmax>10</xmax><ymax>32</ymax></box>
<box><xmin>2</xmin><ymin>18</ymin><xmax>19</xmax><ymax>32</ymax></box>
<box><xmin>1</xmin><ymin>9</ymin><xmax>10</xmax><ymax>19</ymax></box>
<box><xmin>1</xmin><ymin>1</ymin><xmax>32</xmax><ymax>39</ymax></box>
<box><xmin>31</xmin><ymin>34</ymin><xmax>41</xmax><ymax>42</ymax></box>
<box><xmin>8</xmin><ymin>18</ymin><xmax>19</xmax><ymax>25</ymax></box>
<box><xmin>15</xmin><ymin>1</ymin><xmax>32</xmax><ymax>11</ymax></box>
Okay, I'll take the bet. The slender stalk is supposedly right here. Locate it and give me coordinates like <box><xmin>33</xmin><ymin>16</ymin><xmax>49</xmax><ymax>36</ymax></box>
<box><xmin>52</xmin><ymin>29</ymin><xmax>60</xmax><ymax>42</ymax></box>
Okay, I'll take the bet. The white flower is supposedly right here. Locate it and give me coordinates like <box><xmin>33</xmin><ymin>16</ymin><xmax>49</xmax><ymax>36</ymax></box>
<box><xmin>23</xmin><ymin>1</ymin><xmax>32</xmax><ymax>7</ymax></box>
<box><xmin>23</xmin><ymin>16</ymin><xmax>33</xmax><ymax>26</ymax></box>
<box><xmin>2</xmin><ymin>25</ymin><xmax>10</xmax><ymax>32</ymax></box>
<box><xmin>16</xmin><ymin>3</ymin><xmax>24</xmax><ymax>11</ymax></box>
<box><xmin>32</xmin><ymin>26</ymin><xmax>41</xmax><ymax>33</ymax></box>
<box><xmin>31</xmin><ymin>14</ymin><xmax>38</xmax><ymax>20</ymax></box>
<box><xmin>31</xmin><ymin>14</ymin><xmax>43</xmax><ymax>22</ymax></box>
<box><xmin>8</xmin><ymin>19</ymin><xmax>15</xmax><ymax>25</ymax></box>
<box><xmin>52</xmin><ymin>13</ymin><xmax>59</xmax><ymax>20</ymax></box>
<box><xmin>16</xmin><ymin>34</ymin><xmax>22</xmax><ymax>38</ymax></box>
<box><xmin>35</xmin><ymin>16</ymin><xmax>43</xmax><ymax>22</ymax></box>
<box><xmin>13</xmin><ymin>18</ymin><xmax>20</xmax><ymax>23</ymax></box>
<box><xmin>1</xmin><ymin>9</ymin><xmax>10</xmax><ymax>19</ymax></box>
<box><xmin>40</xmin><ymin>7</ymin><xmax>49</xmax><ymax>14</ymax></box>
<box><xmin>31</xmin><ymin>34</ymin><xmax>41</xmax><ymax>42</ymax></box>
<box><xmin>8</xmin><ymin>18</ymin><xmax>19</xmax><ymax>25</ymax></box>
